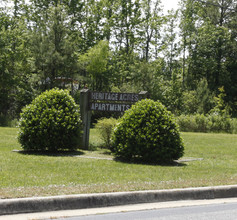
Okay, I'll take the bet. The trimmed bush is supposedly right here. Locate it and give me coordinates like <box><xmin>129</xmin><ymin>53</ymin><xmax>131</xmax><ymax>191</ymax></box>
<box><xmin>95</xmin><ymin>118</ymin><xmax>118</xmax><ymax>149</ymax></box>
<box><xmin>112</xmin><ymin>99</ymin><xmax>184</xmax><ymax>163</ymax></box>
<box><xmin>18</xmin><ymin>88</ymin><xmax>82</xmax><ymax>151</ymax></box>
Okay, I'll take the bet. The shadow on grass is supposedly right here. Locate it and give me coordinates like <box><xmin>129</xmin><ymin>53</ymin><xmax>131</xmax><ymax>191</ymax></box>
<box><xmin>15</xmin><ymin>149</ymin><xmax>85</xmax><ymax>157</ymax></box>
<box><xmin>113</xmin><ymin>157</ymin><xmax>187</xmax><ymax>167</ymax></box>
<box><xmin>101</xmin><ymin>150</ymin><xmax>113</xmax><ymax>155</ymax></box>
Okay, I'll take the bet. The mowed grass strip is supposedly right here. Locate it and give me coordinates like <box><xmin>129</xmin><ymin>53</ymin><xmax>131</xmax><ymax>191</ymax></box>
<box><xmin>0</xmin><ymin>127</ymin><xmax>237</xmax><ymax>198</ymax></box>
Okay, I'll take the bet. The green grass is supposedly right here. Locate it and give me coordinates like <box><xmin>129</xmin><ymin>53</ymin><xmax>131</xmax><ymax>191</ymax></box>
<box><xmin>0</xmin><ymin>127</ymin><xmax>237</xmax><ymax>198</ymax></box>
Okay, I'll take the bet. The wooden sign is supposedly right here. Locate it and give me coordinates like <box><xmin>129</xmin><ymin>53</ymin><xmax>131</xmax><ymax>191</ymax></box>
<box><xmin>89</xmin><ymin>91</ymin><xmax>146</xmax><ymax>112</ymax></box>
<box><xmin>90</xmin><ymin>102</ymin><xmax>132</xmax><ymax>112</ymax></box>
<box><xmin>80</xmin><ymin>89</ymin><xmax>147</xmax><ymax>149</ymax></box>
<box><xmin>90</xmin><ymin>92</ymin><xmax>139</xmax><ymax>102</ymax></box>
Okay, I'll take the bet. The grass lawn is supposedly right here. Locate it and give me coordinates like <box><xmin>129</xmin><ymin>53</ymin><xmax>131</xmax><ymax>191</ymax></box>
<box><xmin>0</xmin><ymin>127</ymin><xmax>237</xmax><ymax>199</ymax></box>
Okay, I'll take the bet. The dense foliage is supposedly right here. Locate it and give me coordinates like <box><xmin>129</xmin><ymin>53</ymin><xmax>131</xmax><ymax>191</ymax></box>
<box><xmin>112</xmin><ymin>99</ymin><xmax>184</xmax><ymax>163</ymax></box>
<box><xmin>18</xmin><ymin>89</ymin><xmax>82</xmax><ymax>151</ymax></box>
<box><xmin>0</xmin><ymin>0</ymin><xmax>236</xmax><ymax>124</ymax></box>
<box><xmin>177</xmin><ymin>114</ymin><xmax>237</xmax><ymax>134</ymax></box>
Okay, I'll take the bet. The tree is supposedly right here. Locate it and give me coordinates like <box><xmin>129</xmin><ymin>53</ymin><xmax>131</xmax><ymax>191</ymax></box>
<box><xmin>179</xmin><ymin>0</ymin><xmax>237</xmax><ymax>114</ymax></box>
<box><xmin>78</xmin><ymin>40</ymin><xmax>110</xmax><ymax>91</ymax></box>
<box><xmin>163</xmin><ymin>9</ymin><xmax>180</xmax><ymax>77</ymax></box>
<box><xmin>0</xmin><ymin>9</ymin><xmax>13</xmax><ymax>116</ymax></box>
<box><xmin>0</xmin><ymin>1</ymin><xmax>33</xmax><ymax>117</ymax></box>
<box><xmin>112</xmin><ymin>0</ymin><xmax>141</xmax><ymax>55</ymax></box>
<box><xmin>138</xmin><ymin>0</ymin><xmax>163</xmax><ymax>61</ymax></box>
<box><xmin>179</xmin><ymin>0</ymin><xmax>200</xmax><ymax>89</ymax></box>
<box><xmin>101</xmin><ymin>0</ymin><xmax>116</xmax><ymax>42</ymax></box>
<box><xmin>30</xmin><ymin>5</ymin><xmax>79</xmax><ymax>90</ymax></box>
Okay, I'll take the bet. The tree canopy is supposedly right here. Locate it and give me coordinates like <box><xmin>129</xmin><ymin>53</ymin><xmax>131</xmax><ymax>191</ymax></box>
<box><xmin>0</xmin><ymin>0</ymin><xmax>236</xmax><ymax>120</ymax></box>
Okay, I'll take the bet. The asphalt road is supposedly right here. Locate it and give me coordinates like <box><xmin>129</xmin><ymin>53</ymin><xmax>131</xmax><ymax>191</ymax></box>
<box><xmin>52</xmin><ymin>202</ymin><xmax>237</xmax><ymax>220</ymax></box>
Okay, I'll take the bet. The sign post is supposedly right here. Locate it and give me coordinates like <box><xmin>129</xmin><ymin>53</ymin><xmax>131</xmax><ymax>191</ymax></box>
<box><xmin>80</xmin><ymin>90</ymin><xmax>147</xmax><ymax>149</ymax></box>
<box><xmin>79</xmin><ymin>89</ymin><xmax>91</xmax><ymax>149</ymax></box>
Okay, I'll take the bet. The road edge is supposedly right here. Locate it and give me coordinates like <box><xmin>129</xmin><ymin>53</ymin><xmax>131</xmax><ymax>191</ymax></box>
<box><xmin>0</xmin><ymin>185</ymin><xmax>237</xmax><ymax>215</ymax></box>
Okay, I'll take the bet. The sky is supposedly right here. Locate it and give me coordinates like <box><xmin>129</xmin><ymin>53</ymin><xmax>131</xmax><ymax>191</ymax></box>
<box><xmin>161</xmin><ymin>0</ymin><xmax>180</xmax><ymax>13</ymax></box>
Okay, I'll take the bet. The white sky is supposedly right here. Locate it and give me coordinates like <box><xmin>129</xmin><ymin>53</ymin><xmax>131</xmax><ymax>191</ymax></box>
<box><xmin>161</xmin><ymin>0</ymin><xmax>180</xmax><ymax>13</ymax></box>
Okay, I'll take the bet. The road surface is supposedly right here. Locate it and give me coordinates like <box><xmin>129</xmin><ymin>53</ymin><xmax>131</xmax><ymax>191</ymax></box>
<box><xmin>52</xmin><ymin>202</ymin><xmax>237</xmax><ymax>220</ymax></box>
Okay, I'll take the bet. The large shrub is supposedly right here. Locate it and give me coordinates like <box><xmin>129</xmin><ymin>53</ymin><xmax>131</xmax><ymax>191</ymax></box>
<box><xmin>18</xmin><ymin>88</ymin><xmax>82</xmax><ymax>151</ymax></box>
<box><xmin>112</xmin><ymin>99</ymin><xmax>184</xmax><ymax>163</ymax></box>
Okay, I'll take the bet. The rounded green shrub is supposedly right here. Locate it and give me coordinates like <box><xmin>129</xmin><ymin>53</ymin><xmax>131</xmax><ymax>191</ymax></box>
<box><xmin>112</xmin><ymin>99</ymin><xmax>184</xmax><ymax>163</ymax></box>
<box><xmin>18</xmin><ymin>88</ymin><xmax>82</xmax><ymax>151</ymax></box>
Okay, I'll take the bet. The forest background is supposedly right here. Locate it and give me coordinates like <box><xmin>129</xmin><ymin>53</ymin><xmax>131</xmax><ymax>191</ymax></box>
<box><xmin>0</xmin><ymin>0</ymin><xmax>236</xmax><ymax>127</ymax></box>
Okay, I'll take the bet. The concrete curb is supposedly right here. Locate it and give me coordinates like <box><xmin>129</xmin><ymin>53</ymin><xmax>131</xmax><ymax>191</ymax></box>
<box><xmin>1</xmin><ymin>185</ymin><xmax>237</xmax><ymax>215</ymax></box>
